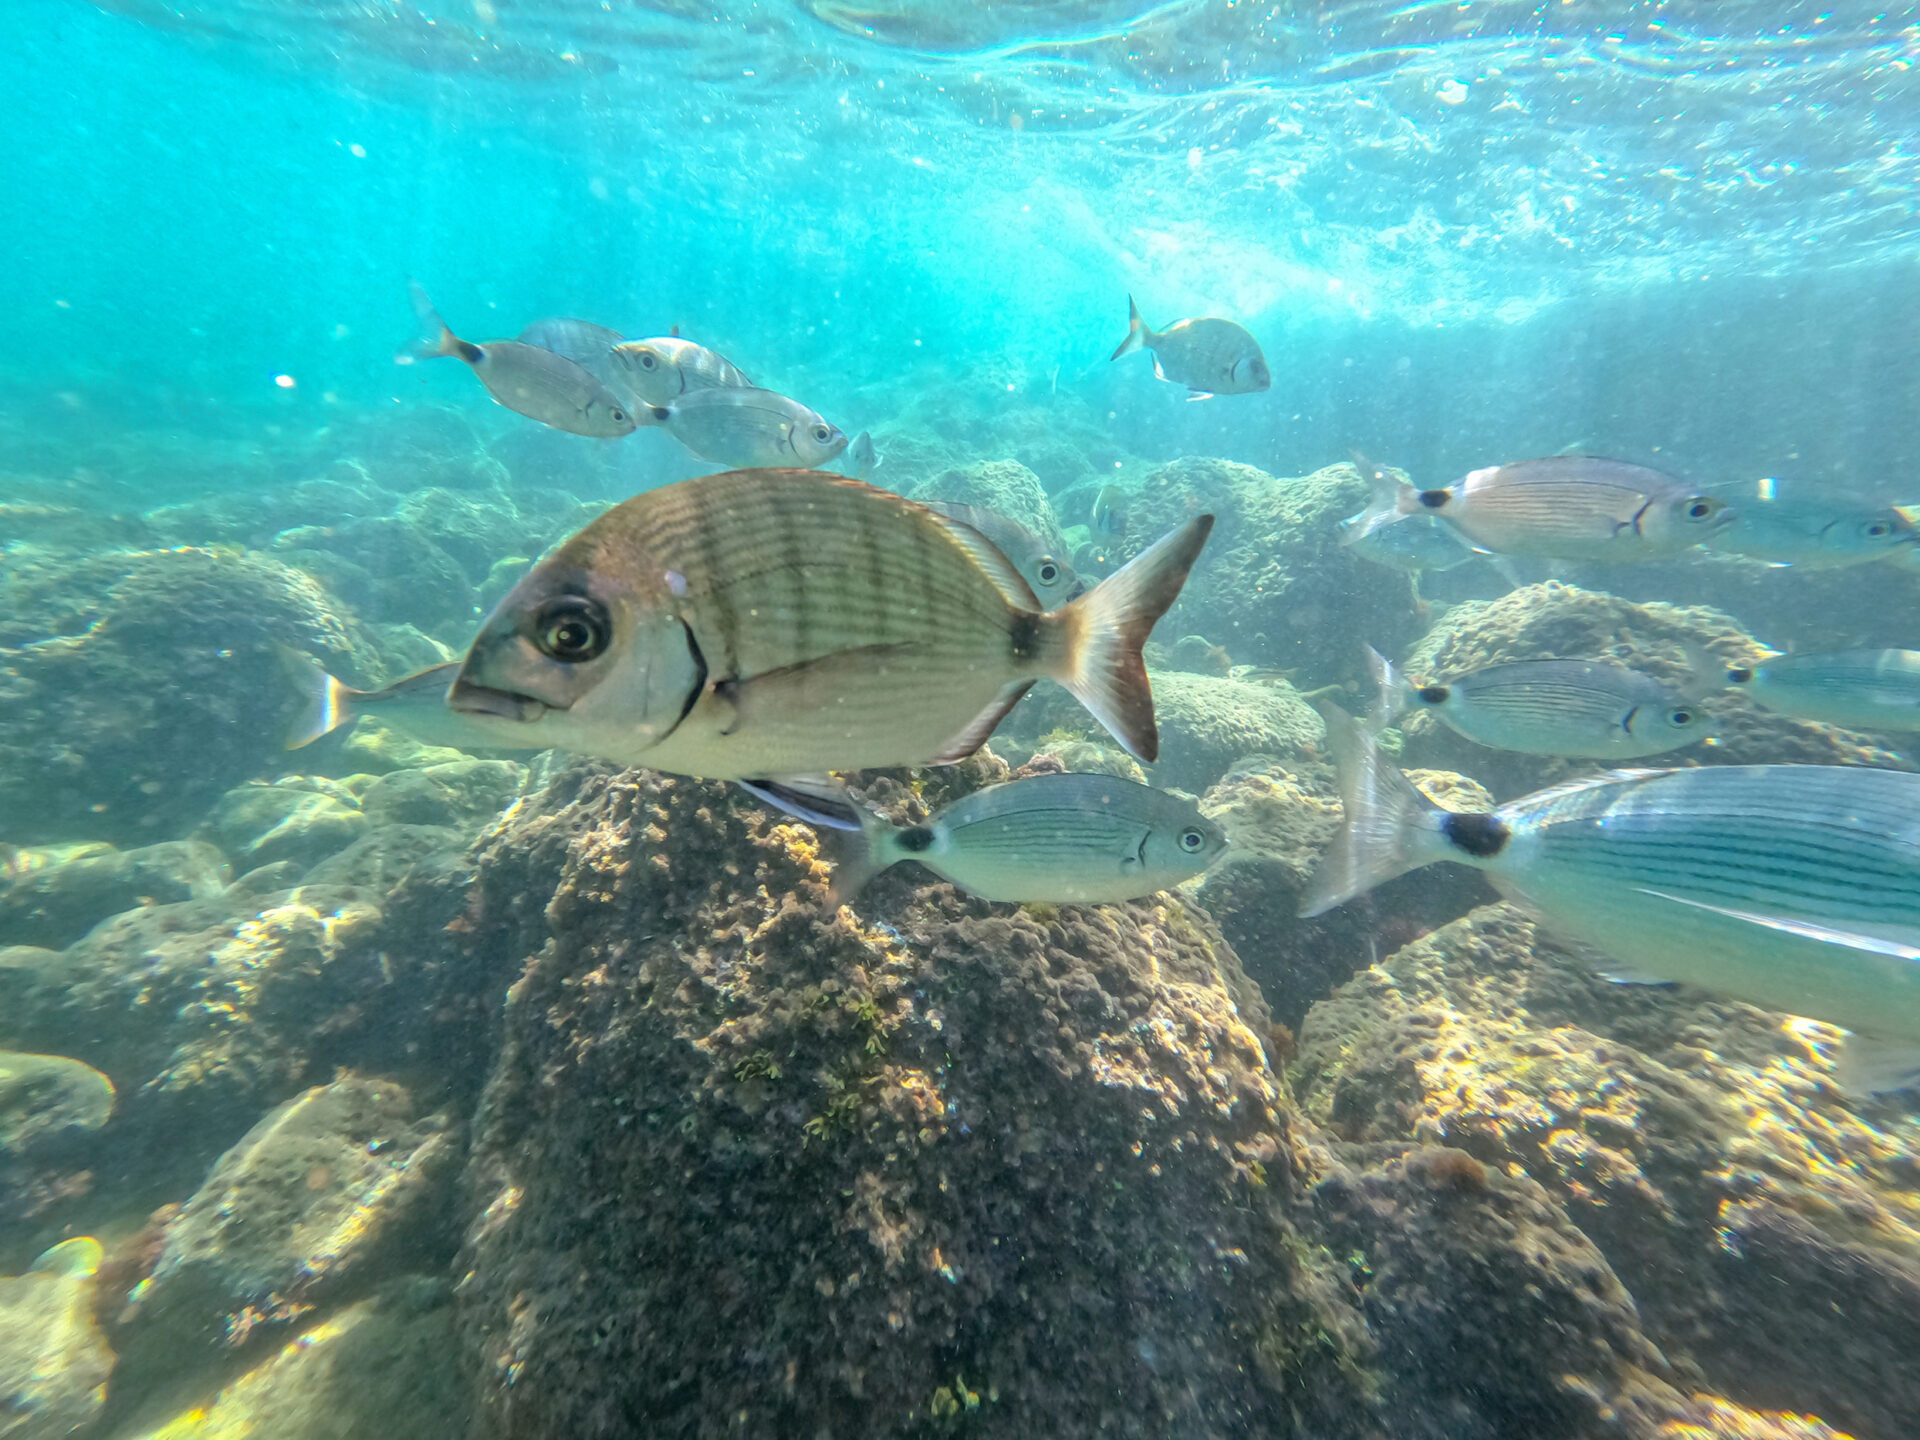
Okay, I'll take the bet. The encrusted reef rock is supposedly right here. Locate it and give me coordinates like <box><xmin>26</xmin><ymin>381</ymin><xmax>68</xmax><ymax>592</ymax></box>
<box><xmin>0</xmin><ymin>1237</ymin><xmax>115</xmax><ymax>1440</ymax></box>
<box><xmin>0</xmin><ymin>839</ymin><xmax>229</xmax><ymax>950</ymax></box>
<box><xmin>1096</xmin><ymin>457</ymin><xmax>1419</xmax><ymax>682</ymax></box>
<box><xmin>1296</xmin><ymin>902</ymin><xmax>1920</xmax><ymax>1440</ymax></box>
<box><xmin>0</xmin><ymin>545</ymin><xmax>379</xmax><ymax>847</ymax></box>
<box><xmin>1396</xmin><ymin>582</ymin><xmax>1908</xmax><ymax>798</ymax></box>
<box><xmin>124</xmin><ymin>1077</ymin><xmax>455</xmax><ymax>1350</ymax></box>
<box><xmin>449</xmin><ymin>760</ymin><xmax>1367</xmax><ymax>1439</ymax></box>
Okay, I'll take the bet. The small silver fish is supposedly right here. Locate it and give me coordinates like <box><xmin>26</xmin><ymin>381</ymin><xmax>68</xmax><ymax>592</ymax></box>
<box><xmin>1306</xmin><ymin>707</ymin><xmax>1920</xmax><ymax>1093</ymax></box>
<box><xmin>1727</xmin><ymin>649</ymin><xmax>1920</xmax><ymax>732</ymax></box>
<box><xmin>1091</xmin><ymin>484</ymin><xmax>1129</xmax><ymax>539</ymax></box>
<box><xmin>651</xmin><ymin>388</ymin><xmax>847</xmax><ymax>469</ymax></box>
<box><xmin>404</xmin><ymin>283</ymin><xmax>639</xmax><ymax>438</ymax></box>
<box><xmin>1110</xmin><ymin>296</ymin><xmax>1269</xmax><ymax>400</ymax></box>
<box><xmin>280</xmin><ymin>652</ymin><xmax>541</xmax><ymax>752</ymax></box>
<box><xmin>848</xmin><ymin>431</ymin><xmax>877</xmax><ymax>481</ymax></box>
<box><xmin>611</xmin><ymin>335</ymin><xmax>753</xmax><ymax>407</ymax></box>
<box><xmin>1340</xmin><ymin>456</ymin><xmax>1480</xmax><ymax>574</ymax></box>
<box><xmin>517</xmin><ymin>318</ymin><xmax>626</xmax><ymax>371</ymax></box>
<box><xmin>1368</xmin><ymin>647</ymin><xmax>1714</xmax><ymax>759</ymax></box>
<box><xmin>1349</xmin><ymin>456</ymin><xmax>1733</xmax><ymax>561</ymax></box>
<box><xmin>918</xmin><ymin>500</ymin><xmax>1084</xmax><ymax>609</ymax></box>
<box><xmin>831</xmin><ymin>772</ymin><xmax>1226</xmax><ymax>904</ymax></box>
<box><xmin>1703</xmin><ymin>477</ymin><xmax>1918</xmax><ymax>569</ymax></box>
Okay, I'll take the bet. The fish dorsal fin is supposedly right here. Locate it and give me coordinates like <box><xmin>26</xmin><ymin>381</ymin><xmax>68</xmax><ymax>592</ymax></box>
<box><xmin>931</xmin><ymin>679</ymin><xmax>1036</xmax><ymax>765</ymax></box>
<box><xmin>921</xmin><ymin>510</ymin><xmax>1043</xmax><ymax>610</ymax></box>
<box><xmin>670</xmin><ymin>324</ymin><xmax>681</xmax><ymax>337</ymax></box>
<box><xmin>1834</xmin><ymin>1034</ymin><xmax>1920</xmax><ymax>1096</ymax></box>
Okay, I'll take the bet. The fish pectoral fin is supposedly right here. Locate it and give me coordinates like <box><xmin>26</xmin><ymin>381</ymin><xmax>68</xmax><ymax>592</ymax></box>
<box><xmin>714</xmin><ymin>644</ymin><xmax>926</xmax><ymax>738</ymax></box>
<box><xmin>735</xmin><ymin>775</ymin><xmax>865</xmax><ymax>832</ymax></box>
<box><xmin>931</xmin><ymin>680</ymin><xmax>1036</xmax><ymax>765</ymax></box>
<box><xmin>1833</xmin><ymin>1033</ymin><xmax>1920</xmax><ymax>1097</ymax></box>
<box><xmin>1184</xmin><ymin>390</ymin><xmax>1215</xmax><ymax>402</ymax></box>
<box><xmin>1633</xmin><ymin>888</ymin><xmax>1920</xmax><ymax>961</ymax></box>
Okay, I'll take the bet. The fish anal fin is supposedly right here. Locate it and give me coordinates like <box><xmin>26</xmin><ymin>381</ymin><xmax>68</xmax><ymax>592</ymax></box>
<box><xmin>735</xmin><ymin>775</ymin><xmax>864</xmax><ymax>832</ymax></box>
<box><xmin>1185</xmin><ymin>390</ymin><xmax>1215</xmax><ymax>402</ymax></box>
<box><xmin>931</xmin><ymin>680</ymin><xmax>1035</xmax><ymax>764</ymax></box>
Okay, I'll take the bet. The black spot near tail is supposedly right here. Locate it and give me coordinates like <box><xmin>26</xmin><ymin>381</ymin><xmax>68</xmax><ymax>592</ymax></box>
<box><xmin>1008</xmin><ymin>610</ymin><xmax>1042</xmax><ymax>662</ymax></box>
<box><xmin>896</xmin><ymin>826</ymin><xmax>935</xmax><ymax>853</ymax></box>
<box><xmin>1441</xmin><ymin>812</ymin><xmax>1510</xmax><ymax>858</ymax></box>
<box><xmin>1417</xmin><ymin>489</ymin><xmax>1451</xmax><ymax>509</ymax></box>
<box><xmin>1727</xmin><ymin>666</ymin><xmax>1754</xmax><ymax>684</ymax></box>
<box><xmin>1416</xmin><ymin>684</ymin><xmax>1451</xmax><ymax>705</ymax></box>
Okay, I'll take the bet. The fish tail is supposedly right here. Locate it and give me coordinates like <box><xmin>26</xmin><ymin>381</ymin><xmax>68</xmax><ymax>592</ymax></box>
<box><xmin>1109</xmin><ymin>295</ymin><xmax>1151</xmax><ymax>360</ymax></box>
<box><xmin>276</xmin><ymin>644</ymin><xmax>358</xmax><ymax>749</ymax></box>
<box><xmin>1677</xmin><ymin>639</ymin><xmax>1729</xmax><ymax>701</ymax></box>
<box><xmin>406</xmin><ymin>279</ymin><xmax>481</xmax><ymax>363</ymax></box>
<box><xmin>1339</xmin><ymin>454</ymin><xmax>1426</xmax><ymax>546</ymax></box>
<box><xmin>1301</xmin><ymin>703</ymin><xmax>1451</xmax><ymax>917</ymax></box>
<box><xmin>827</xmin><ymin>805</ymin><xmax>900</xmax><ymax>907</ymax></box>
<box><xmin>1364</xmin><ymin>645</ymin><xmax>1411</xmax><ymax>732</ymax></box>
<box><xmin>1048</xmin><ymin>514</ymin><xmax>1214</xmax><ymax>762</ymax></box>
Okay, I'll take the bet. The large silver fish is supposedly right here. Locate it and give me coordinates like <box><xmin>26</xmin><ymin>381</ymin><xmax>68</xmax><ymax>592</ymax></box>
<box><xmin>831</xmin><ymin>772</ymin><xmax>1226</xmax><ymax>904</ymax></box>
<box><xmin>918</xmin><ymin>500</ymin><xmax>1085</xmax><ymax>609</ymax></box>
<box><xmin>1368</xmin><ymin>647</ymin><xmax>1714</xmax><ymax>759</ymax></box>
<box><xmin>1347</xmin><ymin>456</ymin><xmax>1734</xmax><ymax>561</ymax></box>
<box><xmin>1727</xmin><ymin>648</ymin><xmax>1920</xmax><ymax>732</ymax></box>
<box><xmin>1305</xmin><ymin>708</ymin><xmax>1920</xmax><ymax>1092</ymax></box>
<box><xmin>1702</xmin><ymin>476</ymin><xmax>1919</xmax><ymax>569</ymax></box>
<box><xmin>651</xmin><ymin>388</ymin><xmax>847</xmax><ymax>468</ymax></box>
<box><xmin>448</xmin><ymin>468</ymin><xmax>1214</xmax><ymax>780</ymax></box>
<box><xmin>405</xmin><ymin>283</ymin><xmax>639</xmax><ymax>438</ymax></box>
<box><xmin>610</xmin><ymin>334</ymin><xmax>753</xmax><ymax>406</ymax></box>
<box><xmin>1109</xmin><ymin>296</ymin><xmax>1269</xmax><ymax>400</ymax></box>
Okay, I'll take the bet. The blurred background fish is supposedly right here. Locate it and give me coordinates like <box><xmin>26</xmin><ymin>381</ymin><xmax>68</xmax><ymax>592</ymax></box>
<box><xmin>1109</xmin><ymin>296</ymin><xmax>1270</xmax><ymax>399</ymax></box>
<box><xmin>1726</xmin><ymin>647</ymin><xmax>1920</xmax><ymax>730</ymax></box>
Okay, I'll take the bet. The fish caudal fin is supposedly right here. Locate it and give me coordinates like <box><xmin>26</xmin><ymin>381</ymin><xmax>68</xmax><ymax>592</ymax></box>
<box><xmin>1051</xmin><ymin>515</ymin><xmax>1214</xmax><ymax>762</ymax></box>
<box><xmin>1109</xmin><ymin>295</ymin><xmax>1151</xmax><ymax>361</ymax></box>
<box><xmin>1677</xmin><ymin>640</ymin><xmax>1729</xmax><ymax>701</ymax></box>
<box><xmin>276</xmin><ymin>645</ymin><xmax>357</xmax><ymax>750</ymax></box>
<box><xmin>405</xmin><ymin>279</ymin><xmax>480</xmax><ymax>364</ymax></box>
<box><xmin>1301</xmin><ymin>703</ymin><xmax>1449</xmax><ymax>917</ymax></box>
<box><xmin>1338</xmin><ymin>455</ymin><xmax>1424</xmax><ymax>546</ymax></box>
<box><xmin>827</xmin><ymin>805</ymin><xmax>902</xmax><ymax>907</ymax></box>
<box><xmin>1364</xmin><ymin>645</ymin><xmax>1410</xmax><ymax>733</ymax></box>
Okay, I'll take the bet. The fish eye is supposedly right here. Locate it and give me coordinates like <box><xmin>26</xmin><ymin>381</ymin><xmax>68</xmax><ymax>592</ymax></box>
<box><xmin>610</xmin><ymin>409</ymin><xmax>627</xmax><ymax>423</ymax></box>
<box><xmin>532</xmin><ymin>595</ymin><xmax>612</xmax><ymax>664</ymax></box>
<box><xmin>1179</xmin><ymin>828</ymin><xmax>1207</xmax><ymax>853</ymax></box>
<box><xmin>639</xmin><ymin>353</ymin><xmax>657</xmax><ymax>369</ymax></box>
<box><xmin>1867</xmin><ymin>519</ymin><xmax>1894</xmax><ymax>537</ymax></box>
<box><xmin>1036</xmin><ymin>560</ymin><xmax>1060</xmax><ymax>585</ymax></box>
<box><xmin>812</xmin><ymin>425</ymin><xmax>832</xmax><ymax>443</ymax></box>
<box><xmin>1683</xmin><ymin>497</ymin><xmax>1718</xmax><ymax>522</ymax></box>
<box><xmin>1670</xmin><ymin>708</ymin><xmax>1695</xmax><ymax>726</ymax></box>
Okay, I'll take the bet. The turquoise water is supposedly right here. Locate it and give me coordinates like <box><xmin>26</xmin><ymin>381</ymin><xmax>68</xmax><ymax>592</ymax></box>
<box><xmin>6</xmin><ymin>3</ymin><xmax>1920</xmax><ymax>1437</ymax></box>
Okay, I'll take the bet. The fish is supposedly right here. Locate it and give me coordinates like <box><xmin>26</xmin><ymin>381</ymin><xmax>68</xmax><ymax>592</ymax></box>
<box><xmin>1702</xmin><ymin>476</ymin><xmax>1919</xmax><ymax>569</ymax></box>
<box><xmin>278</xmin><ymin>650</ymin><xmax>540</xmax><ymax>752</ymax></box>
<box><xmin>610</xmin><ymin>335</ymin><xmax>753</xmax><ymax>407</ymax></box>
<box><xmin>1346</xmin><ymin>455</ymin><xmax>1734</xmax><ymax>561</ymax></box>
<box><xmin>1091</xmin><ymin>484</ymin><xmax>1129</xmax><ymax>539</ymax></box>
<box><xmin>917</xmin><ymin>500</ymin><xmax>1085</xmax><ymax>609</ymax></box>
<box><xmin>1367</xmin><ymin>646</ymin><xmax>1716</xmax><ymax>759</ymax></box>
<box><xmin>1339</xmin><ymin>455</ymin><xmax>1481</xmax><ymax>574</ymax></box>
<box><xmin>1304</xmin><ymin>706</ymin><xmax>1920</xmax><ymax>1093</ymax></box>
<box><xmin>650</xmin><ymin>388</ymin><xmax>848</xmax><ymax>469</ymax></box>
<box><xmin>403</xmin><ymin>282</ymin><xmax>640</xmax><ymax>438</ymax></box>
<box><xmin>829</xmin><ymin>772</ymin><xmax>1227</xmax><ymax>904</ymax></box>
<box><xmin>448</xmin><ymin>467</ymin><xmax>1215</xmax><ymax>779</ymax></box>
<box><xmin>848</xmin><ymin>431</ymin><xmax>878</xmax><ymax>481</ymax></box>
<box><xmin>1109</xmin><ymin>296</ymin><xmax>1269</xmax><ymax>400</ymax></box>
<box><xmin>1726</xmin><ymin>648</ymin><xmax>1920</xmax><ymax>732</ymax></box>
<box><xmin>517</xmin><ymin>317</ymin><xmax>626</xmax><ymax>371</ymax></box>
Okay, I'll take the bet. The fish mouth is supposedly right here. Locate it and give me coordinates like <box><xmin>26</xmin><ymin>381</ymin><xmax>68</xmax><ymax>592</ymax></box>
<box><xmin>446</xmin><ymin>678</ymin><xmax>562</xmax><ymax>722</ymax></box>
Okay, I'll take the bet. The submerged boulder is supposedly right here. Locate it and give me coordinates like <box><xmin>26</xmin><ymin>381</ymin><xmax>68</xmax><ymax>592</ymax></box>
<box><xmin>0</xmin><ymin>1237</ymin><xmax>115</xmax><ymax>1440</ymax></box>
<box><xmin>0</xmin><ymin>839</ymin><xmax>229</xmax><ymax>950</ymax></box>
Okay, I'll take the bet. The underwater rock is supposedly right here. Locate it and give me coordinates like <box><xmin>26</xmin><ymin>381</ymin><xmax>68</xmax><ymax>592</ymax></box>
<box><xmin>441</xmin><ymin>759</ymin><xmax>1392</xmax><ymax>1439</ymax></box>
<box><xmin>1008</xmin><ymin>668</ymin><xmax>1323</xmax><ymax>794</ymax></box>
<box><xmin>204</xmin><ymin>781</ymin><xmax>370</xmax><ymax>874</ymax></box>
<box><xmin>1167</xmin><ymin>633</ymin><xmax>1236</xmax><ymax>675</ymax></box>
<box><xmin>276</xmin><ymin>514</ymin><xmax>476</xmax><ymax>636</ymax></box>
<box><xmin>336</xmin><ymin>722</ymin><xmax>470</xmax><ymax>776</ymax></box>
<box><xmin>1197</xmin><ymin>758</ymin><xmax>1496</xmax><ymax>1028</ymax></box>
<box><xmin>910</xmin><ymin>458</ymin><xmax>1068</xmax><ymax>557</ymax></box>
<box><xmin>358</xmin><ymin>758</ymin><xmax>525</xmax><ymax>831</ymax></box>
<box><xmin>0</xmin><ymin>1237</ymin><xmax>115</xmax><ymax>1440</ymax></box>
<box><xmin>115</xmin><ymin>1282</ymin><xmax>470</xmax><ymax>1440</ymax></box>
<box><xmin>1296</xmin><ymin>902</ymin><xmax>1920</xmax><ymax>1440</ymax></box>
<box><xmin>126</xmin><ymin>1077</ymin><xmax>454</xmax><ymax>1348</ymax></box>
<box><xmin>1102</xmin><ymin>457</ymin><xmax>1420</xmax><ymax>682</ymax></box>
<box><xmin>1398</xmin><ymin>581</ymin><xmax>1908</xmax><ymax>798</ymax></box>
<box><xmin>0</xmin><ymin>839</ymin><xmax>230</xmax><ymax>950</ymax></box>
<box><xmin>0</xmin><ymin>544</ymin><xmax>379</xmax><ymax>847</ymax></box>
<box><xmin>300</xmin><ymin>823</ymin><xmax>466</xmax><ymax>892</ymax></box>
<box><xmin>0</xmin><ymin>1049</ymin><xmax>114</xmax><ymax>1154</ymax></box>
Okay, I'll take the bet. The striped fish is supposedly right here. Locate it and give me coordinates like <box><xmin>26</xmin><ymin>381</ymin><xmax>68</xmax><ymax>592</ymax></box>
<box><xmin>918</xmin><ymin>500</ymin><xmax>1084</xmax><ymax>609</ymax></box>
<box><xmin>449</xmin><ymin>468</ymin><xmax>1214</xmax><ymax>780</ymax></box>
<box><xmin>1728</xmin><ymin>649</ymin><xmax>1920</xmax><ymax>732</ymax></box>
<box><xmin>610</xmin><ymin>334</ymin><xmax>754</xmax><ymax>406</ymax></box>
<box><xmin>831</xmin><ymin>772</ymin><xmax>1226</xmax><ymax>903</ymax></box>
<box><xmin>1368</xmin><ymin>646</ymin><xmax>1713</xmax><ymax>758</ymax></box>
<box><xmin>650</xmin><ymin>388</ymin><xmax>847</xmax><ymax>469</ymax></box>
<box><xmin>1347</xmin><ymin>455</ymin><xmax>1734</xmax><ymax>560</ymax></box>
<box><xmin>1305</xmin><ymin>707</ymin><xmax>1920</xmax><ymax>1092</ymax></box>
